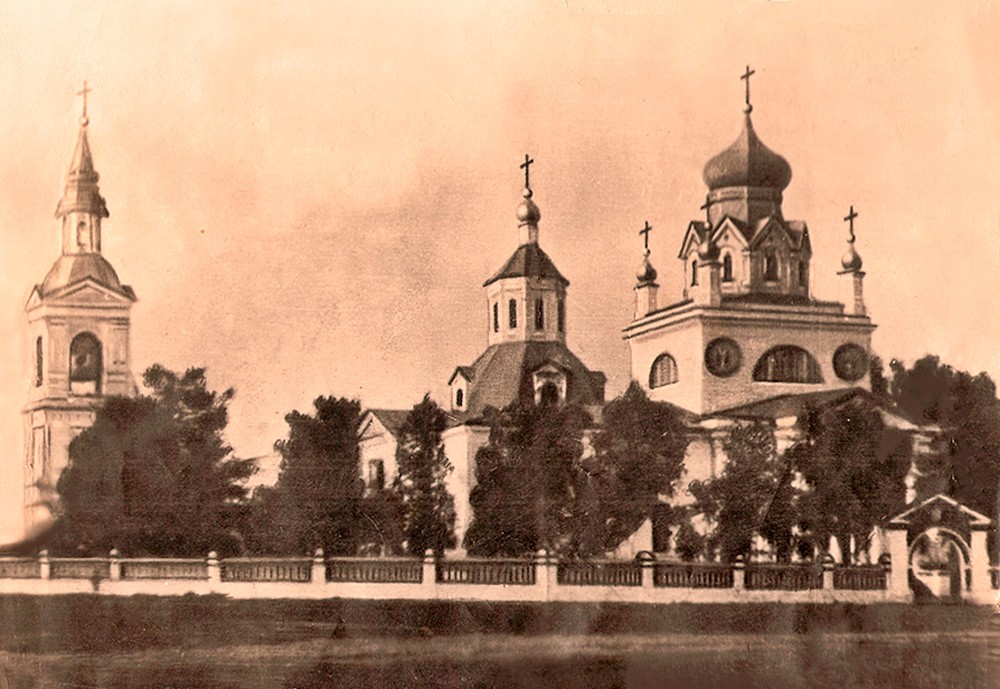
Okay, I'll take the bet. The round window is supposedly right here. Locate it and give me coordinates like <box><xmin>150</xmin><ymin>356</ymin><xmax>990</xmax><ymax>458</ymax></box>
<box><xmin>704</xmin><ymin>337</ymin><xmax>742</xmax><ymax>377</ymax></box>
<box><xmin>833</xmin><ymin>344</ymin><xmax>869</xmax><ymax>382</ymax></box>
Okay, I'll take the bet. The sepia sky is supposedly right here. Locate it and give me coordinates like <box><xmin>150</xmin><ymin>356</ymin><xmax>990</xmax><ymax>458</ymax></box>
<box><xmin>0</xmin><ymin>0</ymin><xmax>997</xmax><ymax>520</ymax></box>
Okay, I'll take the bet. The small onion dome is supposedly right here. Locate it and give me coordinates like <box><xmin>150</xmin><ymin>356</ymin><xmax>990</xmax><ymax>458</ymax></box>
<box><xmin>636</xmin><ymin>254</ymin><xmax>658</xmax><ymax>283</ymax></box>
<box><xmin>698</xmin><ymin>238</ymin><xmax>720</xmax><ymax>261</ymax></box>
<box><xmin>702</xmin><ymin>114</ymin><xmax>792</xmax><ymax>191</ymax></box>
<box><xmin>516</xmin><ymin>187</ymin><xmax>541</xmax><ymax>224</ymax></box>
<box><xmin>841</xmin><ymin>246</ymin><xmax>863</xmax><ymax>272</ymax></box>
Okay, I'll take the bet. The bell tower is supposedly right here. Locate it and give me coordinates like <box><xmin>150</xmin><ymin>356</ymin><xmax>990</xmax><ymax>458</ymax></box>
<box><xmin>21</xmin><ymin>86</ymin><xmax>137</xmax><ymax>532</ymax></box>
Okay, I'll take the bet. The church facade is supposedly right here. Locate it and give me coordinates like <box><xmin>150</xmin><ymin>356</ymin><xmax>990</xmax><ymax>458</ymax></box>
<box><xmin>20</xmin><ymin>102</ymin><xmax>136</xmax><ymax>533</ymax></box>
<box><xmin>360</xmin><ymin>76</ymin><xmax>941</xmax><ymax>560</ymax></box>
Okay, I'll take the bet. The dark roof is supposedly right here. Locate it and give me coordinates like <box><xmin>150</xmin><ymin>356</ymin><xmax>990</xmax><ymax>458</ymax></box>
<box><xmin>456</xmin><ymin>340</ymin><xmax>604</xmax><ymax>417</ymax></box>
<box><xmin>39</xmin><ymin>253</ymin><xmax>136</xmax><ymax>300</ymax></box>
<box><xmin>484</xmin><ymin>243</ymin><xmax>568</xmax><ymax>287</ymax></box>
<box><xmin>720</xmin><ymin>293</ymin><xmax>842</xmax><ymax>308</ymax></box>
<box><xmin>448</xmin><ymin>366</ymin><xmax>476</xmax><ymax>385</ymax></box>
<box><xmin>366</xmin><ymin>408</ymin><xmax>411</xmax><ymax>438</ymax></box>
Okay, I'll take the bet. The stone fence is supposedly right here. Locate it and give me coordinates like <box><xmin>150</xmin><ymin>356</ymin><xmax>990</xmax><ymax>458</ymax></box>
<box><xmin>0</xmin><ymin>549</ymin><xmax>943</xmax><ymax>604</ymax></box>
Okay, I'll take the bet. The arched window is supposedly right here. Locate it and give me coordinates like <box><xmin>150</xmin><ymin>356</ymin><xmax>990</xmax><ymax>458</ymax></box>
<box><xmin>764</xmin><ymin>252</ymin><xmax>778</xmax><ymax>281</ymax></box>
<box><xmin>455</xmin><ymin>388</ymin><xmax>464</xmax><ymax>408</ymax></box>
<box><xmin>753</xmin><ymin>345</ymin><xmax>823</xmax><ymax>384</ymax></box>
<box><xmin>691</xmin><ymin>260</ymin><xmax>698</xmax><ymax>286</ymax></box>
<box><xmin>76</xmin><ymin>222</ymin><xmax>91</xmax><ymax>251</ymax></box>
<box><xmin>722</xmin><ymin>253</ymin><xmax>733</xmax><ymax>282</ymax></box>
<box><xmin>535</xmin><ymin>298</ymin><xmax>544</xmax><ymax>330</ymax></box>
<box><xmin>557</xmin><ymin>299</ymin><xmax>565</xmax><ymax>333</ymax></box>
<box><xmin>508</xmin><ymin>299</ymin><xmax>517</xmax><ymax>329</ymax></box>
<box><xmin>35</xmin><ymin>336</ymin><xmax>43</xmax><ymax>387</ymax></box>
<box><xmin>649</xmin><ymin>353</ymin><xmax>679</xmax><ymax>388</ymax></box>
<box><xmin>539</xmin><ymin>382</ymin><xmax>559</xmax><ymax>407</ymax></box>
<box><xmin>69</xmin><ymin>332</ymin><xmax>102</xmax><ymax>395</ymax></box>
<box><xmin>492</xmin><ymin>302</ymin><xmax>499</xmax><ymax>332</ymax></box>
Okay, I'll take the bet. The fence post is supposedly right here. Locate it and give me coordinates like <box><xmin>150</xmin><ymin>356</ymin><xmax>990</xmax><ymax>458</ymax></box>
<box><xmin>637</xmin><ymin>551</ymin><xmax>655</xmax><ymax>589</ymax></box>
<box><xmin>206</xmin><ymin>551</ymin><xmax>221</xmax><ymax>585</ymax></box>
<box><xmin>311</xmin><ymin>548</ymin><xmax>326</xmax><ymax>587</ymax></box>
<box><xmin>822</xmin><ymin>553</ymin><xmax>835</xmax><ymax>590</ymax></box>
<box><xmin>422</xmin><ymin>550</ymin><xmax>437</xmax><ymax>591</ymax></box>
<box><xmin>38</xmin><ymin>549</ymin><xmax>50</xmax><ymax>580</ymax></box>
<box><xmin>108</xmin><ymin>549</ymin><xmax>121</xmax><ymax>581</ymax></box>
<box><xmin>533</xmin><ymin>548</ymin><xmax>555</xmax><ymax>602</ymax></box>
<box><xmin>732</xmin><ymin>555</ymin><xmax>745</xmax><ymax>591</ymax></box>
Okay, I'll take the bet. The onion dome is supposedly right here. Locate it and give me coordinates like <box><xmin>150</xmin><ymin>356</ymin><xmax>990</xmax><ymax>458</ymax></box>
<box><xmin>702</xmin><ymin>114</ymin><xmax>792</xmax><ymax>191</ymax></box>
<box><xmin>636</xmin><ymin>252</ymin><xmax>658</xmax><ymax>283</ymax></box>
<box><xmin>698</xmin><ymin>238</ymin><xmax>720</xmax><ymax>262</ymax></box>
<box><xmin>516</xmin><ymin>187</ymin><xmax>541</xmax><ymax>225</ymax></box>
<box><xmin>841</xmin><ymin>246</ymin><xmax>863</xmax><ymax>272</ymax></box>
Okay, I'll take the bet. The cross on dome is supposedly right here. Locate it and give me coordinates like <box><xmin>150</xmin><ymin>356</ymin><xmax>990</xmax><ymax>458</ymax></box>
<box><xmin>844</xmin><ymin>205</ymin><xmax>859</xmax><ymax>243</ymax></box>
<box><xmin>639</xmin><ymin>220</ymin><xmax>653</xmax><ymax>253</ymax></box>
<box><xmin>740</xmin><ymin>65</ymin><xmax>755</xmax><ymax>114</ymax></box>
<box><xmin>520</xmin><ymin>154</ymin><xmax>534</xmax><ymax>191</ymax></box>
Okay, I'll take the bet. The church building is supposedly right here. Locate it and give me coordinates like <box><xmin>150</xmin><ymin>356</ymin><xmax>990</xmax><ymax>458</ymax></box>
<box><xmin>21</xmin><ymin>93</ymin><xmax>136</xmax><ymax>533</ymax></box>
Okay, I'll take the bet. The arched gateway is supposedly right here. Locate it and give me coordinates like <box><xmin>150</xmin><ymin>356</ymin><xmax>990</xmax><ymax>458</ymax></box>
<box><xmin>883</xmin><ymin>494</ymin><xmax>994</xmax><ymax>604</ymax></box>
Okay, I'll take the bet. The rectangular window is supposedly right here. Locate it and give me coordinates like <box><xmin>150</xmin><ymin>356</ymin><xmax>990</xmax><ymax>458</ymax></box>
<box><xmin>798</xmin><ymin>261</ymin><xmax>807</xmax><ymax>286</ymax></box>
<box><xmin>557</xmin><ymin>300</ymin><xmax>565</xmax><ymax>333</ymax></box>
<box><xmin>35</xmin><ymin>336</ymin><xmax>43</xmax><ymax>387</ymax></box>
<box><xmin>492</xmin><ymin>302</ymin><xmax>499</xmax><ymax>332</ymax></box>
<box><xmin>535</xmin><ymin>298</ymin><xmax>544</xmax><ymax>330</ymax></box>
<box><xmin>508</xmin><ymin>299</ymin><xmax>517</xmax><ymax>329</ymax></box>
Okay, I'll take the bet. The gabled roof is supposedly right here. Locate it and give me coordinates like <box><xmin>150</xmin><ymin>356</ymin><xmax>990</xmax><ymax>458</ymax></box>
<box><xmin>453</xmin><ymin>340</ymin><xmax>605</xmax><ymax>419</ymax></box>
<box><xmin>708</xmin><ymin>386</ymin><xmax>932</xmax><ymax>431</ymax></box>
<box><xmin>887</xmin><ymin>493</ymin><xmax>992</xmax><ymax>529</ymax></box>
<box><xmin>448</xmin><ymin>366</ymin><xmax>475</xmax><ymax>385</ymax></box>
<box><xmin>677</xmin><ymin>220</ymin><xmax>710</xmax><ymax>259</ymax></box>
<box><xmin>483</xmin><ymin>243</ymin><xmax>568</xmax><ymax>287</ymax></box>
<box><xmin>361</xmin><ymin>408</ymin><xmax>411</xmax><ymax>440</ymax></box>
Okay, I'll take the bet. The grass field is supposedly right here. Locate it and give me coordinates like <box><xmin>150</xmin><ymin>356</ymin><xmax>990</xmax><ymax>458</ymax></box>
<box><xmin>0</xmin><ymin>596</ymin><xmax>996</xmax><ymax>688</ymax></box>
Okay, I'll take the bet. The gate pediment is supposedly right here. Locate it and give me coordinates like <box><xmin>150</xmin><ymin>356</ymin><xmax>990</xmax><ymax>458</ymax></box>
<box><xmin>887</xmin><ymin>493</ymin><xmax>992</xmax><ymax>539</ymax></box>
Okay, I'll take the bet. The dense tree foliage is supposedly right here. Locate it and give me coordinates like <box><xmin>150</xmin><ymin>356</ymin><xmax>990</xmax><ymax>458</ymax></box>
<box><xmin>789</xmin><ymin>399</ymin><xmax>912</xmax><ymax>563</ymax></box>
<box><xmin>689</xmin><ymin>423</ymin><xmax>785</xmax><ymax>563</ymax></box>
<box><xmin>888</xmin><ymin>356</ymin><xmax>1000</xmax><ymax>522</ymax></box>
<box><xmin>392</xmin><ymin>395</ymin><xmax>456</xmax><ymax>555</ymax></box>
<box><xmin>590</xmin><ymin>382</ymin><xmax>688</xmax><ymax>552</ymax></box>
<box><xmin>464</xmin><ymin>403</ymin><xmax>591</xmax><ymax>557</ymax></box>
<box><xmin>250</xmin><ymin>397</ymin><xmax>367</xmax><ymax>555</ymax></box>
<box><xmin>54</xmin><ymin>365</ymin><xmax>253</xmax><ymax>556</ymax></box>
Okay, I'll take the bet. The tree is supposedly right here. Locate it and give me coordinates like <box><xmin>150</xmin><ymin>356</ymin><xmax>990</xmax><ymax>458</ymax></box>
<box><xmin>464</xmin><ymin>403</ymin><xmax>591</xmax><ymax>557</ymax></box>
<box><xmin>262</xmin><ymin>396</ymin><xmax>366</xmax><ymax>555</ymax></box>
<box><xmin>54</xmin><ymin>365</ymin><xmax>253</xmax><ymax>556</ymax></box>
<box><xmin>392</xmin><ymin>395</ymin><xmax>456</xmax><ymax>555</ymax></box>
<box><xmin>589</xmin><ymin>381</ymin><xmax>688</xmax><ymax>554</ymax></box>
<box><xmin>789</xmin><ymin>399</ymin><xmax>912</xmax><ymax>563</ymax></box>
<box><xmin>689</xmin><ymin>423</ymin><xmax>785</xmax><ymax>563</ymax></box>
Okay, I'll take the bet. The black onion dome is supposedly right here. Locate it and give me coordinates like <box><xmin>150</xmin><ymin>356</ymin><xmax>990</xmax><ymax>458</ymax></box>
<box><xmin>702</xmin><ymin>114</ymin><xmax>792</xmax><ymax>191</ymax></box>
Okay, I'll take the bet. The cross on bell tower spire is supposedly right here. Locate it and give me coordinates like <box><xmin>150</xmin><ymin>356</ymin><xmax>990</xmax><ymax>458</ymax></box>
<box><xmin>77</xmin><ymin>80</ymin><xmax>92</xmax><ymax>127</ymax></box>
<box><xmin>740</xmin><ymin>65</ymin><xmax>755</xmax><ymax>114</ymax></box>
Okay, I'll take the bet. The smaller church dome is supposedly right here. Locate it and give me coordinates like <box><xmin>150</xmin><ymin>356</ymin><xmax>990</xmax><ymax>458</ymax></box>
<box><xmin>702</xmin><ymin>114</ymin><xmax>792</xmax><ymax>192</ymax></box>
<box><xmin>697</xmin><ymin>238</ymin><xmax>720</xmax><ymax>262</ymax></box>
<box><xmin>636</xmin><ymin>254</ymin><xmax>658</xmax><ymax>283</ymax></box>
<box><xmin>41</xmin><ymin>253</ymin><xmax>124</xmax><ymax>297</ymax></box>
<box><xmin>841</xmin><ymin>246</ymin><xmax>863</xmax><ymax>272</ymax></box>
<box><xmin>516</xmin><ymin>188</ymin><xmax>541</xmax><ymax>224</ymax></box>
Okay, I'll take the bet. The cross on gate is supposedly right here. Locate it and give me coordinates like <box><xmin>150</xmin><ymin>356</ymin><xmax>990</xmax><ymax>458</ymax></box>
<box><xmin>520</xmin><ymin>154</ymin><xmax>534</xmax><ymax>189</ymax></box>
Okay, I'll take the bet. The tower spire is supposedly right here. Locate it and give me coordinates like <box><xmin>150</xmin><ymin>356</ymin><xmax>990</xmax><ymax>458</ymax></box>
<box><xmin>515</xmin><ymin>153</ymin><xmax>541</xmax><ymax>245</ymax></box>
<box><xmin>55</xmin><ymin>84</ymin><xmax>108</xmax><ymax>254</ymax></box>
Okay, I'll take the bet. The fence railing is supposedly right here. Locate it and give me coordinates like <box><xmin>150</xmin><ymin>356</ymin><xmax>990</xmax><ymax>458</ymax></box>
<box><xmin>437</xmin><ymin>558</ymin><xmax>535</xmax><ymax>586</ymax></box>
<box><xmin>220</xmin><ymin>558</ymin><xmax>312</xmax><ymax>583</ymax></box>
<box><xmin>655</xmin><ymin>562</ymin><xmax>733</xmax><ymax>589</ymax></box>
<box><xmin>0</xmin><ymin>551</ymin><xmax>913</xmax><ymax>602</ymax></box>
<box><xmin>0</xmin><ymin>557</ymin><xmax>40</xmax><ymax>579</ymax></box>
<box><xmin>745</xmin><ymin>564</ymin><xmax>823</xmax><ymax>591</ymax></box>
<box><xmin>833</xmin><ymin>566</ymin><xmax>886</xmax><ymax>591</ymax></box>
<box><xmin>327</xmin><ymin>557</ymin><xmax>423</xmax><ymax>584</ymax></box>
<box><xmin>557</xmin><ymin>561</ymin><xmax>642</xmax><ymax>587</ymax></box>
<box><xmin>49</xmin><ymin>558</ymin><xmax>111</xmax><ymax>580</ymax></box>
<box><xmin>120</xmin><ymin>558</ymin><xmax>208</xmax><ymax>580</ymax></box>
